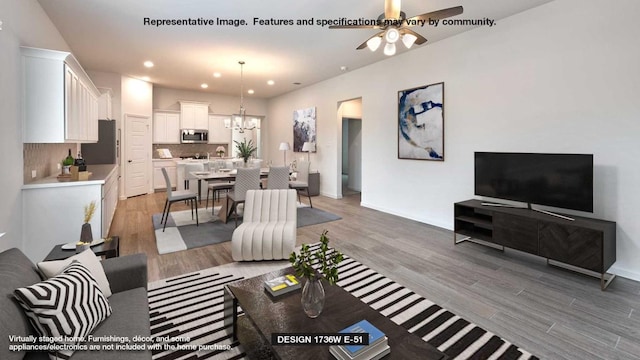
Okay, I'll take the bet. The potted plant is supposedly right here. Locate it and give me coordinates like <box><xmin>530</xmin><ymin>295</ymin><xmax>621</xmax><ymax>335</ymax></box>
<box><xmin>234</xmin><ymin>138</ymin><xmax>257</xmax><ymax>166</ymax></box>
<box><xmin>61</xmin><ymin>155</ymin><xmax>74</xmax><ymax>175</ymax></box>
<box><xmin>289</xmin><ymin>230</ymin><xmax>344</xmax><ymax>318</ymax></box>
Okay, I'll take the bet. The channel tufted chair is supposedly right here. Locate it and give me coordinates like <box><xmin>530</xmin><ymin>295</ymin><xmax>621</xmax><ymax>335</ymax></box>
<box><xmin>231</xmin><ymin>189</ymin><xmax>297</xmax><ymax>261</ymax></box>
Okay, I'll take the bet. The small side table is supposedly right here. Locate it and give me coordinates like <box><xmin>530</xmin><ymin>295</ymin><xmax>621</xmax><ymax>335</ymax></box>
<box><xmin>43</xmin><ymin>236</ymin><xmax>120</xmax><ymax>261</ymax></box>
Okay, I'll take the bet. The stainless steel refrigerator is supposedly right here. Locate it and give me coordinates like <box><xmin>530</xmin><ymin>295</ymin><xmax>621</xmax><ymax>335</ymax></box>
<box><xmin>81</xmin><ymin>120</ymin><xmax>118</xmax><ymax>164</ymax></box>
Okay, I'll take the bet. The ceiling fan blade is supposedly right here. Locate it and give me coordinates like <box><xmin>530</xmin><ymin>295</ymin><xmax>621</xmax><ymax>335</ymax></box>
<box><xmin>384</xmin><ymin>0</ymin><xmax>401</xmax><ymax>19</ymax></box>
<box><xmin>329</xmin><ymin>24</ymin><xmax>380</xmax><ymax>29</ymax></box>
<box><xmin>356</xmin><ymin>31</ymin><xmax>385</xmax><ymax>50</ymax></box>
<box><xmin>401</xmin><ymin>28</ymin><xmax>427</xmax><ymax>45</ymax></box>
<box><xmin>406</xmin><ymin>5</ymin><xmax>463</xmax><ymax>24</ymax></box>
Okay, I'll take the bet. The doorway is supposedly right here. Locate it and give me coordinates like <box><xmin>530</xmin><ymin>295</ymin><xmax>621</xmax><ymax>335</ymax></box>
<box><xmin>124</xmin><ymin>114</ymin><xmax>151</xmax><ymax>197</ymax></box>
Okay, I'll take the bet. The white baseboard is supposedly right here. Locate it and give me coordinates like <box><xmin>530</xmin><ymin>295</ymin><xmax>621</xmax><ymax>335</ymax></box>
<box><xmin>359</xmin><ymin>201</ymin><xmax>452</xmax><ymax>230</ymax></box>
<box><xmin>608</xmin><ymin>265</ymin><xmax>640</xmax><ymax>282</ymax></box>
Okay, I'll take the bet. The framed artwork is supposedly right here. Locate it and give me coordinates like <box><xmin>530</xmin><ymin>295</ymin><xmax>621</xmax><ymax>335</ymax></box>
<box><xmin>398</xmin><ymin>82</ymin><xmax>444</xmax><ymax>161</ymax></box>
<box><xmin>293</xmin><ymin>107</ymin><xmax>316</xmax><ymax>152</ymax></box>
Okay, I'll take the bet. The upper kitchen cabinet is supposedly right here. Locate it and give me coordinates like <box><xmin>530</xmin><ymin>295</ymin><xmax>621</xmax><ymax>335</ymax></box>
<box><xmin>208</xmin><ymin>115</ymin><xmax>232</xmax><ymax>144</ymax></box>
<box><xmin>98</xmin><ymin>88</ymin><xmax>114</xmax><ymax>120</ymax></box>
<box><xmin>22</xmin><ymin>47</ymin><xmax>100</xmax><ymax>143</ymax></box>
<box><xmin>180</xmin><ymin>101</ymin><xmax>209</xmax><ymax>130</ymax></box>
<box><xmin>153</xmin><ymin>110</ymin><xmax>181</xmax><ymax>144</ymax></box>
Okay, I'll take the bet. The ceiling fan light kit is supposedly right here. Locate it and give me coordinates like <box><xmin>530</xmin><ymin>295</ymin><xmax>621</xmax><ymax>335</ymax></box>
<box><xmin>330</xmin><ymin>0</ymin><xmax>463</xmax><ymax>56</ymax></box>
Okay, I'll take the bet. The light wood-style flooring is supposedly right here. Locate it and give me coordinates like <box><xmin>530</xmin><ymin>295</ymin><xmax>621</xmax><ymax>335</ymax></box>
<box><xmin>110</xmin><ymin>192</ymin><xmax>640</xmax><ymax>359</ymax></box>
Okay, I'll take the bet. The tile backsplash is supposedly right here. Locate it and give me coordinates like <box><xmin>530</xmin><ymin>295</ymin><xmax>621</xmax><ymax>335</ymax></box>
<box><xmin>24</xmin><ymin>143</ymin><xmax>78</xmax><ymax>183</ymax></box>
<box><xmin>152</xmin><ymin>144</ymin><xmax>229</xmax><ymax>159</ymax></box>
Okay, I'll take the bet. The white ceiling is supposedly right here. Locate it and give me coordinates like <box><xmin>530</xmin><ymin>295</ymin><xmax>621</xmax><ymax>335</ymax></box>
<box><xmin>37</xmin><ymin>0</ymin><xmax>554</xmax><ymax>99</ymax></box>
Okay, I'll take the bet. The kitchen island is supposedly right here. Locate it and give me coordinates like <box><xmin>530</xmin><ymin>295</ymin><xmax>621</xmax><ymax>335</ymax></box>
<box><xmin>22</xmin><ymin>164</ymin><xmax>119</xmax><ymax>262</ymax></box>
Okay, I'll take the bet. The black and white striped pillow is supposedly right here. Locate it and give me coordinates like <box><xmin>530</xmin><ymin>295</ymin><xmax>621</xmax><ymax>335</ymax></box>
<box><xmin>13</xmin><ymin>261</ymin><xmax>112</xmax><ymax>360</ymax></box>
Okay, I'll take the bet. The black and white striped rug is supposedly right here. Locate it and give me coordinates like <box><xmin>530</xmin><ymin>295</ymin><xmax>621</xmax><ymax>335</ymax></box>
<box><xmin>148</xmin><ymin>246</ymin><xmax>539</xmax><ymax>360</ymax></box>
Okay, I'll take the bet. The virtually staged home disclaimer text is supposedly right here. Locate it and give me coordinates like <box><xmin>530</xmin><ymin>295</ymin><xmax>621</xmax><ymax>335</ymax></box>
<box><xmin>142</xmin><ymin>17</ymin><xmax>496</xmax><ymax>28</ymax></box>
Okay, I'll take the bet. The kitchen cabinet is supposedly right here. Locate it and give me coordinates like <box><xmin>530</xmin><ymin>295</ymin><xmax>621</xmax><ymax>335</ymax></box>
<box><xmin>21</xmin><ymin>165</ymin><xmax>118</xmax><ymax>262</ymax></box>
<box><xmin>102</xmin><ymin>166</ymin><xmax>119</xmax><ymax>238</ymax></box>
<box><xmin>153</xmin><ymin>111</ymin><xmax>181</xmax><ymax>144</ymax></box>
<box><xmin>22</xmin><ymin>47</ymin><xmax>99</xmax><ymax>143</ymax></box>
<box><xmin>153</xmin><ymin>159</ymin><xmax>178</xmax><ymax>189</ymax></box>
<box><xmin>98</xmin><ymin>88</ymin><xmax>113</xmax><ymax>120</ymax></box>
<box><xmin>208</xmin><ymin>114</ymin><xmax>232</xmax><ymax>144</ymax></box>
<box><xmin>180</xmin><ymin>101</ymin><xmax>209</xmax><ymax>130</ymax></box>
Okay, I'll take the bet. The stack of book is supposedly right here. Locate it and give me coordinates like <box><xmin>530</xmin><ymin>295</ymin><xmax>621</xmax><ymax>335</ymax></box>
<box><xmin>330</xmin><ymin>320</ymin><xmax>390</xmax><ymax>360</ymax></box>
<box><xmin>263</xmin><ymin>274</ymin><xmax>301</xmax><ymax>297</ymax></box>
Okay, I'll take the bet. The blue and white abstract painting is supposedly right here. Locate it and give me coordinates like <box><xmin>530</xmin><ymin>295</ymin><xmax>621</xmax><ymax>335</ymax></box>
<box><xmin>398</xmin><ymin>82</ymin><xmax>444</xmax><ymax>161</ymax></box>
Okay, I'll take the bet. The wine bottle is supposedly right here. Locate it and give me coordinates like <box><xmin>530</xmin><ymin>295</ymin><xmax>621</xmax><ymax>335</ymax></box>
<box><xmin>64</xmin><ymin>149</ymin><xmax>74</xmax><ymax>166</ymax></box>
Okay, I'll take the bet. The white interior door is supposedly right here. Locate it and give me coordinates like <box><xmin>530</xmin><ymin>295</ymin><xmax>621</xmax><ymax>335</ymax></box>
<box><xmin>125</xmin><ymin>114</ymin><xmax>151</xmax><ymax>197</ymax></box>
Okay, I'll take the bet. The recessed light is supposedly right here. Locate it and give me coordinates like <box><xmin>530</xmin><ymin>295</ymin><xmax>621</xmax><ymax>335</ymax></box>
<box><xmin>213</xmin><ymin>72</ymin><xmax>222</xmax><ymax>78</ymax></box>
<box><xmin>247</xmin><ymin>89</ymin><xmax>255</xmax><ymax>95</ymax></box>
<box><xmin>340</xmin><ymin>66</ymin><xmax>348</xmax><ymax>71</ymax></box>
<box><xmin>141</xmin><ymin>76</ymin><xmax>150</xmax><ymax>81</ymax></box>
<box><xmin>267</xmin><ymin>80</ymin><xmax>275</xmax><ymax>86</ymax></box>
<box><xmin>143</xmin><ymin>61</ymin><xmax>154</xmax><ymax>68</ymax></box>
<box><xmin>201</xmin><ymin>83</ymin><xmax>208</xmax><ymax>89</ymax></box>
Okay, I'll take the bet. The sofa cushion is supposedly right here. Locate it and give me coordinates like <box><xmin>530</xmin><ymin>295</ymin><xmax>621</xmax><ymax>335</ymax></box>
<box><xmin>0</xmin><ymin>248</ymin><xmax>43</xmax><ymax>360</ymax></box>
<box><xmin>14</xmin><ymin>262</ymin><xmax>112</xmax><ymax>360</ymax></box>
<box><xmin>37</xmin><ymin>248</ymin><xmax>112</xmax><ymax>297</ymax></box>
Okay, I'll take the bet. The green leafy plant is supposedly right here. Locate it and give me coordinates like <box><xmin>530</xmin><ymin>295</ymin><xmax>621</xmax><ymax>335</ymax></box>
<box><xmin>62</xmin><ymin>157</ymin><xmax>74</xmax><ymax>166</ymax></box>
<box><xmin>234</xmin><ymin>138</ymin><xmax>257</xmax><ymax>163</ymax></box>
<box><xmin>289</xmin><ymin>230</ymin><xmax>344</xmax><ymax>285</ymax></box>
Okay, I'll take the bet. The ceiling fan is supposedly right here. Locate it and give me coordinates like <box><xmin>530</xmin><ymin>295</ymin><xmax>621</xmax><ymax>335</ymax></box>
<box><xmin>330</xmin><ymin>0</ymin><xmax>463</xmax><ymax>56</ymax></box>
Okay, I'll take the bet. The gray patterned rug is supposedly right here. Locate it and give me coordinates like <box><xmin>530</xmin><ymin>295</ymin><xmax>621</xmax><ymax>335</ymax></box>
<box><xmin>152</xmin><ymin>206</ymin><xmax>341</xmax><ymax>254</ymax></box>
<box><xmin>147</xmin><ymin>244</ymin><xmax>539</xmax><ymax>360</ymax></box>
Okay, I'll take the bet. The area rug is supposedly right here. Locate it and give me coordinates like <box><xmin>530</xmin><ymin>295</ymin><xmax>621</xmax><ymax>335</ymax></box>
<box><xmin>147</xmin><ymin>244</ymin><xmax>539</xmax><ymax>360</ymax></box>
<box><xmin>152</xmin><ymin>206</ymin><xmax>341</xmax><ymax>254</ymax></box>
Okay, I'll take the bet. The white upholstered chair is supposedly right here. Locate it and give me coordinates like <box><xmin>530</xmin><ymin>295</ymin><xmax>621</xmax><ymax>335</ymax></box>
<box><xmin>289</xmin><ymin>160</ymin><xmax>312</xmax><ymax>207</ymax></box>
<box><xmin>231</xmin><ymin>189</ymin><xmax>297</xmax><ymax>261</ymax></box>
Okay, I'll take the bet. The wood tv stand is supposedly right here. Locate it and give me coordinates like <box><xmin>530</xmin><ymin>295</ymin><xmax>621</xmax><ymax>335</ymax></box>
<box><xmin>454</xmin><ymin>199</ymin><xmax>616</xmax><ymax>290</ymax></box>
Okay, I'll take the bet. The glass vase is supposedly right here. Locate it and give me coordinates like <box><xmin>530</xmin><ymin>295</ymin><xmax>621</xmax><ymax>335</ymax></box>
<box><xmin>301</xmin><ymin>277</ymin><xmax>325</xmax><ymax>318</ymax></box>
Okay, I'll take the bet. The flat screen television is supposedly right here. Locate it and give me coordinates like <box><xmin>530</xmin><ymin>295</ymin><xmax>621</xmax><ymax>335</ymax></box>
<box><xmin>474</xmin><ymin>152</ymin><xmax>593</xmax><ymax>212</ymax></box>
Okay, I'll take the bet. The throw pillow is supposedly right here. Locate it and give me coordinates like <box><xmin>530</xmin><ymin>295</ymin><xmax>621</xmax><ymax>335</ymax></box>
<box><xmin>37</xmin><ymin>248</ymin><xmax>112</xmax><ymax>297</ymax></box>
<box><xmin>13</xmin><ymin>261</ymin><xmax>112</xmax><ymax>360</ymax></box>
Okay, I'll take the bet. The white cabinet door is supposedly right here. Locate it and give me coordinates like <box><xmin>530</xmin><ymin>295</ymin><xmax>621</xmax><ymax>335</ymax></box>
<box><xmin>153</xmin><ymin>112</ymin><xmax>181</xmax><ymax>144</ymax></box>
<box><xmin>65</xmin><ymin>66</ymin><xmax>81</xmax><ymax>141</ymax></box>
<box><xmin>195</xmin><ymin>106</ymin><xmax>209</xmax><ymax>129</ymax></box>
<box><xmin>180</xmin><ymin>101</ymin><xmax>209</xmax><ymax>130</ymax></box>
<box><xmin>208</xmin><ymin>115</ymin><xmax>232</xmax><ymax>144</ymax></box>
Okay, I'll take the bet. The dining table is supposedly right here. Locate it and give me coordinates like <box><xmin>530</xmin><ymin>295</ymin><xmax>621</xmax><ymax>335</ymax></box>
<box><xmin>189</xmin><ymin>167</ymin><xmax>270</xmax><ymax>205</ymax></box>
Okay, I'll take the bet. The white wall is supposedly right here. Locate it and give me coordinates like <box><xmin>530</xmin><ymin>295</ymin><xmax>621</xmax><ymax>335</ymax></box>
<box><xmin>0</xmin><ymin>0</ymin><xmax>71</xmax><ymax>252</ymax></box>
<box><xmin>266</xmin><ymin>0</ymin><xmax>640</xmax><ymax>280</ymax></box>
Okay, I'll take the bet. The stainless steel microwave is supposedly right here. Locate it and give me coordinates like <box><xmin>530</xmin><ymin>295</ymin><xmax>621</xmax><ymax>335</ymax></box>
<box><xmin>181</xmin><ymin>129</ymin><xmax>208</xmax><ymax>143</ymax></box>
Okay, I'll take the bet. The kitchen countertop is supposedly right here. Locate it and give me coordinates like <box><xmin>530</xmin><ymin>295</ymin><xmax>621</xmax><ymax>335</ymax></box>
<box><xmin>22</xmin><ymin>164</ymin><xmax>118</xmax><ymax>190</ymax></box>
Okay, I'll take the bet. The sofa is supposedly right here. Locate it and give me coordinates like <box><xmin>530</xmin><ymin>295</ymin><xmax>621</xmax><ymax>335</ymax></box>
<box><xmin>231</xmin><ymin>189</ymin><xmax>297</xmax><ymax>261</ymax></box>
<box><xmin>0</xmin><ymin>248</ymin><xmax>151</xmax><ymax>360</ymax></box>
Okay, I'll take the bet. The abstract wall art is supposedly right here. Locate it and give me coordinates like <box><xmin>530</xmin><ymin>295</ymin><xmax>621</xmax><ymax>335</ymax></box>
<box><xmin>398</xmin><ymin>82</ymin><xmax>445</xmax><ymax>161</ymax></box>
<box><xmin>293</xmin><ymin>107</ymin><xmax>316</xmax><ymax>152</ymax></box>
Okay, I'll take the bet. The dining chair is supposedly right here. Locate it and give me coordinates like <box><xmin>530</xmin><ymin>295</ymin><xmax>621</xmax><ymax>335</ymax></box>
<box><xmin>267</xmin><ymin>166</ymin><xmax>290</xmax><ymax>189</ymax></box>
<box><xmin>289</xmin><ymin>160</ymin><xmax>312</xmax><ymax>208</ymax></box>
<box><xmin>206</xmin><ymin>180</ymin><xmax>234</xmax><ymax>210</ymax></box>
<box><xmin>183</xmin><ymin>162</ymin><xmax>204</xmax><ymax>190</ymax></box>
<box><xmin>226</xmin><ymin>167</ymin><xmax>261</xmax><ymax>227</ymax></box>
<box><xmin>160</xmin><ymin>167</ymin><xmax>198</xmax><ymax>232</ymax></box>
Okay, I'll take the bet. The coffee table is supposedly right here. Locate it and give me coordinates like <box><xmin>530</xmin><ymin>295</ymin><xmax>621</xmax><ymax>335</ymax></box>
<box><xmin>43</xmin><ymin>236</ymin><xmax>120</xmax><ymax>261</ymax></box>
<box><xmin>224</xmin><ymin>267</ymin><xmax>447</xmax><ymax>359</ymax></box>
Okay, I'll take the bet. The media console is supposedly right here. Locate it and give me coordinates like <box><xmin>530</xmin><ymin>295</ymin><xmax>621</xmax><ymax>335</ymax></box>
<box><xmin>454</xmin><ymin>199</ymin><xmax>616</xmax><ymax>290</ymax></box>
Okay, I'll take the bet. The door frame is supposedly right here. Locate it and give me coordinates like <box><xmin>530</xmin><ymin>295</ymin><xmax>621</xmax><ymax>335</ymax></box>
<box><xmin>122</xmin><ymin>113</ymin><xmax>152</xmax><ymax>198</ymax></box>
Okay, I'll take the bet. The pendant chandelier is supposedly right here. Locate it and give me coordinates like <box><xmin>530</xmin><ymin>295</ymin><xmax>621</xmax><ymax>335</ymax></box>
<box><xmin>225</xmin><ymin>60</ymin><xmax>257</xmax><ymax>133</ymax></box>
